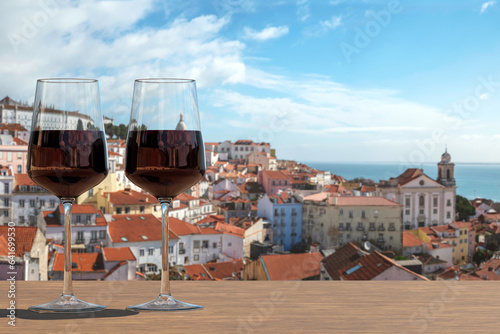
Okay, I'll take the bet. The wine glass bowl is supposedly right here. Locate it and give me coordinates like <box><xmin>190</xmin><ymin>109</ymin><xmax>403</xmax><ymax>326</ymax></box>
<box><xmin>125</xmin><ymin>78</ymin><xmax>205</xmax><ymax>311</ymax></box>
<box><xmin>27</xmin><ymin>78</ymin><xmax>108</xmax><ymax>313</ymax></box>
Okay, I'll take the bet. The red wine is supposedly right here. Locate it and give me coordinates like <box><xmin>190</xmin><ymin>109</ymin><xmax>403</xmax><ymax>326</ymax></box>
<box><xmin>125</xmin><ymin>130</ymin><xmax>205</xmax><ymax>198</ymax></box>
<box><xmin>28</xmin><ymin>130</ymin><xmax>108</xmax><ymax>198</ymax></box>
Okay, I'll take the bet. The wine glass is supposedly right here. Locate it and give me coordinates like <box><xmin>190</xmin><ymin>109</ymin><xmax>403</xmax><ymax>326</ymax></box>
<box><xmin>125</xmin><ymin>78</ymin><xmax>205</xmax><ymax>311</ymax></box>
<box><xmin>27</xmin><ymin>78</ymin><xmax>109</xmax><ymax>313</ymax></box>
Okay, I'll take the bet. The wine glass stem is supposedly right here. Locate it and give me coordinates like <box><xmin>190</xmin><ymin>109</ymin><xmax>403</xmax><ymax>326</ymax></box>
<box><xmin>159</xmin><ymin>198</ymin><xmax>173</xmax><ymax>296</ymax></box>
<box><xmin>62</xmin><ymin>198</ymin><xmax>75</xmax><ymax>296</ymax></box>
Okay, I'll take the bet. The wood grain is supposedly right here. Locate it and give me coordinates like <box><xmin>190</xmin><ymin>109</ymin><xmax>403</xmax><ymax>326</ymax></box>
<box><xmin>0</xmin><ymin>281</ymin><xmax>497</xmax><ymax>333</ymax></box>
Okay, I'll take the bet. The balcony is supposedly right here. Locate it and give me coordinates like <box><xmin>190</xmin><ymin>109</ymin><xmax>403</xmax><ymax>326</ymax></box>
<box><xmin>356</xmin><ymin>226</ymin><xmax>364</xmax><ymax>231</ymax></box>
<box><xmin>179</xmin><ymin>249</ymin><xmax>186</xmax><ymax>254</ymax></box>
<box><xmin>369</xmin><ymin>226</ymin><xmax>375</xmax><ymax>231</ymax></box>
<box><xmin>377</xmin><ymin>238</ymin><xmax>385</xmax><ymax>243</ymax></box>
<box><xmin>378</xmin><ymin>226</ymin><xmax>385</xmax><ymax>231</ymax></box>
<box><xmin>388</xmin><ymin>227</ymin><xmax>396</xmax><ymax>231</ymax></box>
<box><xmin>75</xmin><ymin>239</ymin><xmax>85</xmax><ymax>244</ymax></box>
<box><xmin>338</xmin><ymin>226</ymin><xmax>345</xmax><ymax>231</ymax></box>
<box><xmin>90</xmin><ymin>238</ymin><xmax>98</xmax><ymax>243</ymax></box>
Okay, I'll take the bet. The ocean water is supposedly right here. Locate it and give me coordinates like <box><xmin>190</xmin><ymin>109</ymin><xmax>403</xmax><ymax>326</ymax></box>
<box><xmin>305</xmin><ymin>162</ymin><xmax>500</xmax><ymax>202</ymax></box>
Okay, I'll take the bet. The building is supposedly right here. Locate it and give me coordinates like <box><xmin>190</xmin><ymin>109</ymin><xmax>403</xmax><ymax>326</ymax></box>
<box><xmin>319</xmin><ymin>242</ymin><xmax>367</xmax><ymax>280</ymax></box>
<box><xmin>0</xmin><ymin>165</ymin><xmax>13</xmax><ymax>225</ymax></box>
<box><xmin>97</xmin><ymin>189</ymin><xmax>158</xmax><ymax>216</ymax></box>
<box><xmin>181</xmin><ymin>259</ymin><xmax>244</xmax><ymax>280</ymax></box>
<box><xmin>246</xmin><ymin>151</ymin><xmax>277</xmax><ymax>171</ymax></box>
<box><xmin>169</xmin><ymin>193</ymin><xmax>214</xmax><ymax>224</ymax></box>
<box><xmin>43</xmin><ymin>204</ymin><xmax>107</xmax><ymax>253</ymax></box>
<box><xmin>377</xmin><ymin>151</ymin><xmax>457</xmax><ymax>229</ymax></box>
<box><xmin>0</xmin><ymin>226</ymin><xmax>48</xmax><ymax>281</ymax></box>
<box><xmin>0</xmin><ymin>136</ymin><xmax>27</xmax><ymax>174</ymax></box>
<box><xmin>257</xmin><ymin>192</ymin><xmax>302</xmax><ymax>251</ymax></box>
<box><xmin>258</xmin><ymin>170</ymin><xmax>292</xmax><ymax>196</ymax></box>
<box><xmin>243</xmin><ymin>252</ymin><xmax>324</xmax><ymax>280</ymax></box>
<box><xmin>0</xmin><ymin>96</ymin><xmax>95</xmax><ymax>132</ymax></box>
<box><xmin>12</xmin><ymin>174</ymin><xmax>59</xmax><ymax>226</ymax></box>
<box><xmin>107</xmin><ymin>214</ymin><xmax>178</xmax><ymax>275</ymax></box>
<box><xmin>243</xmin><ymin>218</ymin><xmax>273</xmax><ymax>258</ymax></box>
<box><xmin>302</xmin><ymin>194</ymin><xmax>403</xmax><ymax>252</ymax></box>
<box><xmin>218</xmin><ymin>198</ymin><xmax>257</xmax><ymax>223</ymax></box>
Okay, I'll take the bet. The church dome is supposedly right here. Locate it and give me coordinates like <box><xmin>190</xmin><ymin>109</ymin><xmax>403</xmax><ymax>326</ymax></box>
<box><xmin>441</xmin><ymin>149</ymin><xmax>451</xmax><ymax>163</ymax></box>
<box><xmin>175</xmin><ymin>113</ymin><xmax>187</xmax><ymax>130</ymax></box>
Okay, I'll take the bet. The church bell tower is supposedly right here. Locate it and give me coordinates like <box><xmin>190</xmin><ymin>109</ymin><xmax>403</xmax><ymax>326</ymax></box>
<box><xmin>437</xmin><ymin>149</ymin><xmax>456</xmax><ymax>187</ymax></box>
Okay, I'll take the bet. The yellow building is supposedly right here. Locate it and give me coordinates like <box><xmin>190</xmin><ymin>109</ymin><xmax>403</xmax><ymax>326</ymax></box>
<box><xmin>96</xmin><ymin>189</ymin><xmax>158</xmax><ymax>216</ymax></box>
<box><xmin>77</xmin><ymin>172</ymin><xmax>121</xmax><ymax>205</ymax></box>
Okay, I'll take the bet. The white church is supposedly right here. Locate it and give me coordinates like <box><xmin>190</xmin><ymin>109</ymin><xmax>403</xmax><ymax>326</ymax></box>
<box><xmin>377</xmin><ymin>150</ymin><xmax>457</xmax><ymax>229</ymax></box>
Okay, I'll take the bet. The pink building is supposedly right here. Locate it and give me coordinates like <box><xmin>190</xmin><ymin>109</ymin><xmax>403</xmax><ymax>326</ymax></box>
<box><xmin>258</xmin><ymin>170</ymin><xmax>292</xmax><ymax>196</ymax></box>
<box><xmin>0</xmin><ymin>137</ymin><xmax>28</xmax><ymax>174</ymax></box>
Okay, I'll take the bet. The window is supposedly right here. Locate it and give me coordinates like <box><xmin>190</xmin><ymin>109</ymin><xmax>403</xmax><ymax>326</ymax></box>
<box><xmin>168</xmin><ymin>246</ymin><xmax>173</xmax><ymax>254</ymax></box>
<box><xmin>7</xmin><ymin>152</ymin><xmax>12</xmax><ymax>162</ymax></box>
<box><xmin>140</xmin><ymin>206</ymin><xmax>145</xmax><ymax>213</ymax></box>
<box><xmin>148</xmin><ymin>248</ymin><xmax>154</xmax><ymax>255</ymax></box>
<box><xmin>374</xmin><ymin>210</ymin><xmax>378</xmax><ymax>218</ymax></box>
<box><xmin>447</xmin><ymin>199</ymin><xmax>451</xmax><ymax>207</ymax></box>
<box><xmin>433</xmin><ymin>197</ymin><xmax>438</xmax><ymax>207</ymax></box>
<box><xmin>405</xmin><ymin>198</ymin><xmax>410</xmax><ymax>207</ymax></box>
<box><xmin>405</xmin><ymin>209</ymin><xmax>410</xmax><ymax>215</ymax></box>
<box><xmin>346</xmin><ymin>234</ymin><xmax>351</xmax><ymax>240</ymax></box>
<box><xmin>193</xmin><ymin>240</ymin><xmax>200</xmax><ymax>249</ymax></box>
<box><xmin>91</xmin><ymin>231</ymin><xmax>97</xmax><ymax>240</ymax></box>
<box><xmin>228</xmin><ymin>242</ymin><xmax>232</xmax><ymax>246</ymax></box>
<box><xmin>4</xmin><ymin>198</ymin><xmax>9</xmax><ymax>206</ymax></box>
<box><xmin>125</xmin><ymin>207</ymin><xmax>130</xmax><ymax>214</ymax></box>
<box><xmin>194</xmin><ymin>254</ymin><xmax>199</xmax><ymax>261</ymax></box>
<box><xmin>213</xmin><ymin>242</ymin><xmax>217</xmax><ymax>249</ymax></box>
<box><xmin>50</xmin><ymin>200</ymin><xmax>55</xmax><ymax>207</ymax></box>
<box><xmin>339</xmin><ymin>209</ymin><xmax>344</xmax><ymax>216</ymax></box>
<box><xmin>3</xmin><ymin>183</ymin><xmax>8</xmax><ymax>194</ymax></box>
<box><xmin>389</xmin><ymin>223</ymin><xmax>395</xmax><ymax>231</ymax></box>
<box><xmin>184</xmin><ymin>257</ymin><xmax>189</xmax><ymax>264</ymax></box>
<box><xmin>346</xmin><ymin>222</ymin><xmax>351</xmax><ymax>230</ymax></box>
<box><xmin>88</xmin><ymin>188</ymin><xmax>93</xmax><ymax>197</ymax></box>
<box><xmin>140</xmin><ymin>249</ymin><xmax>145</xmax><ymax>256</ymax></box>
<box><xmin>369</xmin><ymin>222</ymin><xmax>375</xmax><ymax>230</ymax></box>
<box><xmin>77</xmin><ymin>231</ymin><xmax>84</xmax><ymax>241</ymax></box>
<box><xmin>86</xmin><ymin>215</ymin><xmax>91</xmax><ymax>223</ymax></box>
<box><xmin>4</xmin><ymin>210</ymin><xmax>8</xmax><ymax>217</ymax></box>
<box><xmin>39</xmin><ymin>200</ymin><xmax>45</xmax><ymax>207</ymax></box>
<box><xmin>116</xmin><ymin>208</ymin><xmax>122</xmax><ymax>214</ymax></box>
<box><xmin>446</xmin><ymin>211</ymin><xmax>451</xmax><ymax>219</ymax></box>
<box><xmin>202</xmin><ymin>240</ymin><xmax>209</xmax><ymax>248</ymax></box>
<box><xmin>235</xmin><ymin>147</ymin><xmax>238</xmax><ymax>151</ymax></box>
<box><xmin>76</xmin><ymin>215</ymin><xmax>81</xmax><ymax>223</ymax></box>
<box><xmin>361</xmin><ymin>210</ymin><xmax>365</xmax><ymax>218</ymax></box>
<box><xmin>17</xmin><ymin>152</ymin><xmax>22</xmax><ymax>159</ymax></box>
<box><xmin>29</xmin><ymin>199</ymin><xmax>35</xmax><ymax>207</ymax></box>
<box><xmin>147</xmin><ymin>264</ymin><xmax>157</xmax><ymax>272</ymax></box>
<box><xmin>348</xmin><ymin>211</ymin><xmax>353</xmax><ymax>218</ymax></box>
<box><xmin>419</xmin><ymin>196</ymin><xmax>424</xmax><ymax>207</ymax></box>
<box><xmin>17</xmin><ymin>165</ymin><xmax>21</xmax><ymax>173</ymax></box>
<box><xmin>99</xmin><ymin>230</ymin><xmax>105</xmax><ymax>239</ymax></box>
<box><xmin>19</xmin><ymin>200</ymin><xmax>25</xmax><ymax>208</ymax></box>
<box><xmin>274</xmin><ymin>209</ymin><xmax>279</xmax><ymax>216</ymax></box>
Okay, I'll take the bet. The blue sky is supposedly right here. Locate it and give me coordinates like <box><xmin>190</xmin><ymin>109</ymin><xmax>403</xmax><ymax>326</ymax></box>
<box><xmin>0</xmin><ymin>0</ymin><xmax>499</xmax><ymax>163</ymax></box>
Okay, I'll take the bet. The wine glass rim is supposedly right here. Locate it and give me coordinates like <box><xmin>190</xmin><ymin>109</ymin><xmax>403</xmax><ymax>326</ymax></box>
<box><xmin>37</xmin><ymin>78</ymin><xmax>98</xmax><ymax>83</ymax></box>
<box><xmin>135</xmin><ymin>78</ymin><xmax>195</xmax><ymax>83</ymax></box>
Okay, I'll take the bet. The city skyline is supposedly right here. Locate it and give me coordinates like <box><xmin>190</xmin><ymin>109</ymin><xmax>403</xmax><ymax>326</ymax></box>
<box><xmin>0</xmin><ymin>0</ymin><xmax>499</xmax><ymax>163</ymax></box>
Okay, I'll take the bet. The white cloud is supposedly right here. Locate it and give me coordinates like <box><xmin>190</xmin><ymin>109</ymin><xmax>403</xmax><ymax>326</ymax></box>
<box><xmin>320</xmin><ymin>16</ymin><xmax>342</xmax><ymax>30</ymax></box>
<box><xmin>243</xmin><ymin>26</ymin><xmax>289</xmax><ymax>41</ymax></box>
<box><xmin>296</xmin><ymin>0</ymin><xmax>310</xmax><ymax>21</ymax></box>
<box><xmin>481</xmin><ymin>1</ymin><xmax>496</xmax><ymax>13</ymax></box>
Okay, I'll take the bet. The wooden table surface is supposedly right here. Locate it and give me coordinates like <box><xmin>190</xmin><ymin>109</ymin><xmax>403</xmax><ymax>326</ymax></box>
<box><xmin>0</xmin><ymin>280</ymin><xmax>496</xmax><ymax>333</ymax></box>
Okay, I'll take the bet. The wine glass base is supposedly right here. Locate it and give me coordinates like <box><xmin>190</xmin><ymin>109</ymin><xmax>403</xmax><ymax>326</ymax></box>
<box><xmin>126</xmin><ymin>294</ymin><xmax>203</xmax><ymax>312</ymax></box>
<box><xmin>28</xmin><ymin>294</ymin><xmax>106</xmax><ymax>313</ymax></box>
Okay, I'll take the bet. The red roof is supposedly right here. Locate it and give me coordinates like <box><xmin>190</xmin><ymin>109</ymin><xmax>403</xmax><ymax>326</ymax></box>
<box><xmin>12</xmin><ymin>137</ymin><xmax>28</xmax><ymax>145</ymax></box>
<box><xmin>102</xmin><ymin>247</ymin><xmax>136</xmax><ymax>262</ymax></box>
<box><xmin>175</xmin><ymin>193</ymin><xmax>198</xmax><ymax>201</ymax></box>
<box><xmin>58</xmin><ymin>204</ymin><xmax>99</xmax><ymax>214</ymax></box>
<box><xmin>108</xmin><ymin>214</ymin><xmax>178</xmax><ymax>242</ymax></box>
<box><xmin>260</xmin><ymin>252</ymin><xmax>324</xmax><ymax>280</ymax></box>
<box><xmin>108</xmin><ymin>150</ymin><xmax>122</xmax><ymax>156</ymax></box>
<box><xmin>52</xmin><ymin>252</ymin><xmax>105</xmax><ymax>272</ymax></box>
<box><xmin>168</xmin><ymin>217</ymin><xmax>201</xmax><ymax>236</ymax></box>
<box><xmin>204</xmin><ymin>260</ymin><xmax>244</xmax><ymax>280</ymax></box>
<box><xmin>104</xmin><ymin>189</ymin><xmax>156</xmax><ymax>205</ymax></box>
<box><xmin>182</xmin><ymin>264</ymin><xmax>212</xmax><ymax>280</ymax></box>
<box><xmin>14</xmin><ymin>173</ymin><xmax>37</xmax><ymax>188</ymax></box>
<box><xmin>403</xmin><ymin>231</ymin><xmax>423</xmax><ymax>248</ymax></box>
<box><xmin>0</xmin><ymin>226</ymin><xmax>37</xmax><ymax>257</ymax></box>
<box><xmin>214</xmin><ymin>222</ymin><xmax>245</xmax><ymax>238</ymax></box>
<box><xmin>261</xmin><ymin>170</ymin><xmax>290</xmax><ymax>180</ymax></box>
<box><xmin>321</xmin><ymin>242</ymin><xmax>364</xmax><ymax>280</ymax></box>
<box><xmin>339</xmin><ymin>251</ymin><xmax>393</xmax><ymax>280</ymax></box>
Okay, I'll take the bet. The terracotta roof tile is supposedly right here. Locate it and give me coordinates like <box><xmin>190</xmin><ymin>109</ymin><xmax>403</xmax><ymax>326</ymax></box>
<box><xmin>52</xmin><ymin>252</ymin><xmax>105</xmax><ymax>272</ymax></box>
<box><xmin>321</xmin><ymin>242</ymin><xmax>365</xmax><ymax>280</ymax></box>
<box><xmin>104</xmin><ymin>189</ymin><xmax>156</xmax><ymax>205</ymax></box>
<box><xmin>204</xmin><ymin>260</ymin><xmax>244</xmax><ymax>280</ymax></box>
<box><xmin>260</xmin><ymin>252</ymin><xmax>324</xmax><ymax>280</ymax></box>
<box><xmin>403</xmin><ymin>231</ymin><xmax>423</xmax><ymax>248</ymax></box>
<box><xmin>108</xmin><ymin>214</ymin><xmax>178</xmax><ymax>242</ymax></box>
<box><xmin>102</xmin><ymin>247</ymin><xmax>136</xmax><ymax>262</ymax></box>
<box><xmin>0</xmin><ymin>226</ymin><xmax>37</xmax><ymax>257</ymax></box>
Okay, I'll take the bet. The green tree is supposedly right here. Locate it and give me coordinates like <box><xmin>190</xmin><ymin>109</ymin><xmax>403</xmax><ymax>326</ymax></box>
<box><xmin>456</xmin><ymin>195</ymin><xmax>476</xmax><ymax>222</ymax></box>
